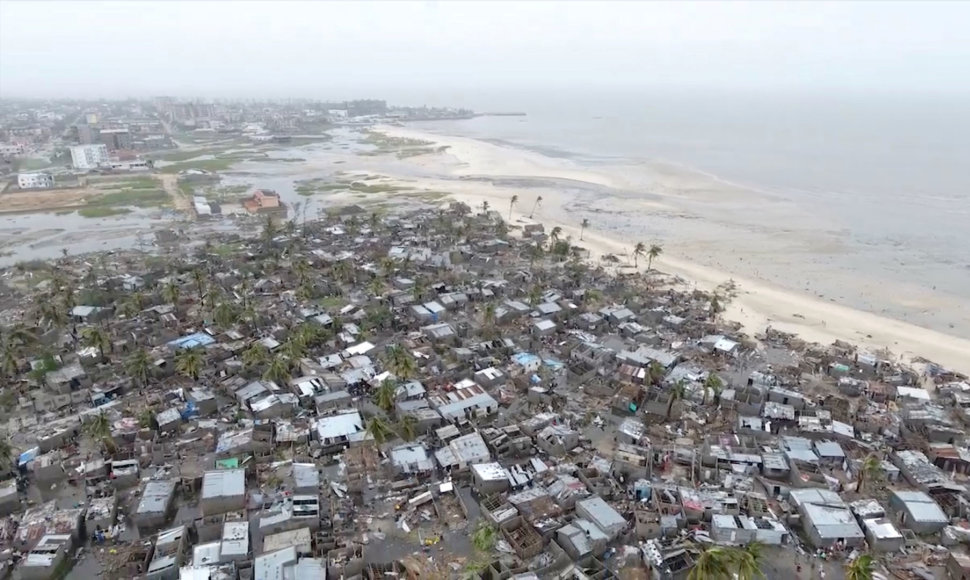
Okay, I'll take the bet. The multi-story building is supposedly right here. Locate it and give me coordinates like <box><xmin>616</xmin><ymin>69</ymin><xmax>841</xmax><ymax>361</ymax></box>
<box><xmin>99</xmin><ymin>128</ymin><xmax>132</xmax><ymax>151</ymax></box>
<box><xmin>70</xmin><ymin>144</ymin><xmax>109</xmax><ymax>169</ymax></box>
<box><xmin>18</xmin><ymin>173</ymin><xmax>54</xmax><ymax>189</ymax></box>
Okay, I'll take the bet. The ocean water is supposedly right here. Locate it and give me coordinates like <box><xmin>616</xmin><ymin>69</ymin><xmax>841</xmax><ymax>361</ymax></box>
<box><xmin>408</xmin><ymin>90</ymin><xmax>970</xmax><ymax>335</ymax></box>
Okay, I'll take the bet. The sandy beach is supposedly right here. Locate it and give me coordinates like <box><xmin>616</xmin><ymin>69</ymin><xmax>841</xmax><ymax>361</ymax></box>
<box><xmin>371</xmin><ymin>124</ymin><xmax>970</xmax><ymax>376</ymax></box>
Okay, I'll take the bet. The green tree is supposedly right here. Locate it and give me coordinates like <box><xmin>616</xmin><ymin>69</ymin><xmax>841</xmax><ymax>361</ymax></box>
<box><xmin>703</xmin><ymin>373</ymin><xmax>724</xmax><ymax>406</ymax></box>
<box><xmin>666</xmin><ymin>379</ymin><xmax>687</xmax><ymax>419</ymax></box>
<box><xmin>84</xmin><ymin>412</ymin><xmax>116</xmax><ymax>453</ymax></box>
<box><xmin>0</xmin><ymin>434</ymin><xmax>13</xmax><ymax>471</ymax></box>
<box><xmin>374</xmin><ymin>379</ymin><xmax>397</xmax><ymax>413</ymax></box>
<box><xmin>633</xmin><ymin>242</ymin><xmax>646</xmax><ymax>268</ymax></box>
<box><xmin>162</xmin><ymin>280</ymin><xmax>181</xmax><ymax>305</ymax></box>
<box><xmin>263</xmin><ymin>355</ymin><xmax>292</xmax><ymax>384</ymax></box>
<box><xmin>1</xmin><ymin>341</ymin><xmax>18</xmax><ymax>379</ymax></box>
<box><xmin>688</xmin><ymin>546</ymin><xmax>733</xmax><ymax>580</ymax></box>
<box><xmin>39</xmin><ymin>302</ymin><xmax>67</xmax><ymax>328</ymax></box>
<box><xmin>387</xmin><ymin>346</ymin><xmax>417</xmax><ymax>380</ymax></box>
<box><xmin>549</xmin><ymin>226</ymin><xmax>563</xmax><ymax>250</ymax></box>
<box><xmin>138</xmin><ymin>408</ymin><xmax>157</xmax><ymax>430</ymax></box>
<box><xmin>508</xmin><ymin>194</ymin><xmax>518</xmax><ymax>220</ymax></box>
<box><xmin>213</xmin><ymin>300</ymin><xmax>239</xmax><ymax>329</ymax></box>
<box><xmin>82</xmin><ymin>326</ymin><xmax>111</xmax><ymax>359</ymax></box>
<box><xmin>175</xmin><ymin>348</ymin><xmax>204</xmax><ymax>380</ymax></box>
<box><xmin>126</xmin><ymin>348</ymin><xmax>153</xmax><ymax>387</ymax></box>
<box><xmin>191</xmin><ymin>269</ymin><xmax>207</xmax><ymax>306</ymax></box>
<box><xmin>262</xmin><ymin>214</ymin><xmax>277</xmax><ymax>246</ymax></box>
<box><xmin>6</xmin><ymin>323</ymin><xmax>37</xmax><ymax>347</ymax></box>
<box><xmin>857</xmin><ymin>455</ymin><xmax>882</xmax><ymax>493</ymax></box>
<box><xmin>366</xmin><ymin>416</ymin><xmax>393</xmax><ymax>445</ymax></box>
<box><xmin>242</xmin><ymin>343</ymin><xmax>270</xmax><ymax>372</ymax></box>
<box><xmin>483</xmin><ymin>303</ymin><xmax>497</xmax><ymax>327</ymax></box>
<box><xmin>845</xmin><ymin>554</ymin><xmax>875</xmax><ymax>580</ymax></box>
<box><xmin>733</xmin><ymin>541</ymin><xmax>765</xmax><ymax>580</ymax></box>
<box><xmin>647</xmin><ymin>244</ymin><xmax>663</xmax><ymax>270</ymax></box>
<box><xmin>399</xmin><ymin>415</ymin><xmax>418</xmax><ymax>441</ymax></box>
<box><xmin>580</xmin><ymin>218</ymin><xmax>590</xmax><ymax>241</ymax></box>
<box><xmin>471</xmin><ymin>521</ymin><xmax>498</xmax><ymax>553</ymax></box>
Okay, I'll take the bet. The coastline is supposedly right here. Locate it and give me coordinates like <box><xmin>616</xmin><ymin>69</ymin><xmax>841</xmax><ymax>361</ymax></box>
<box><xmin>372</xmin><ymin>124</ymin><xmax>970</xmax><ymax>376</ymax></box>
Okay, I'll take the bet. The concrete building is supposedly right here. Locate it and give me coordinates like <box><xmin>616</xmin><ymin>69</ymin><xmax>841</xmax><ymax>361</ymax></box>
<box><xmin>17</xmin><ymin>173</ymin><xmax>54</xmax><ymax>189</ymax></box>
<box><xmin>889</xmin><ymin>490</ymin><xmax>949</xmax><ymax>535</ymax></box>
<box><xmin>19</xmin><ymin>534</ymin><xmax>72</xmax><ymax>580</ymax></box>
<box><xmin>471</xmin><ymin>462</ymin><xmax>511</xmax><ymax>494</ymax></box>
<box><xmin>800</xmin><ymin>502</ymin><xmax>865</xmax><ymax>548</ymax></box>
<box><xmin>135</xmin><ymin>479</ymin><xmax>177</xmax><ymax>532</ymax></box>
<box><xmin>70</xmin><ymin>144</ymin><xmax>109</xmax><ymax>169</ymax></box>
<box><xmin>556</xmin><ymin>519</ymin><xmax>609</xmax><ymax>560</ymax></box>
<box><xmin>576</xmin><ymin>496</ymin><xmax>627</xmax><ymax>540</ymax></box>
<box><xmin>201</xmin><ymin>469</ymin><xmax>247</xmax><ymax>516</ymax></box>
<box><xmin>861</xmin><ymin>517</ymin><xmax>905</xmax><ymax>552</ymax></box>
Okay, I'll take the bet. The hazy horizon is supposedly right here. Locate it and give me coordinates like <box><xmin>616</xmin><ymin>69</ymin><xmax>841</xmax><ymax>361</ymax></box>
<box><xmin>2</xmin><ymin>1</ymin><xmax>970</xmax><ymax>103</ymax></box>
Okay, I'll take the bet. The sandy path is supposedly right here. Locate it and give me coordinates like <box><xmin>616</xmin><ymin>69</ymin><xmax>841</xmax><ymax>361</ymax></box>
<box><xmin>372</xmin><ymin>125</ymin><xmax>970</xmax><ymax>376</ymax></box>
<box><xmin>156</xmin><ymin>173</ymin><xmax>193</xmax><ymax>215</ymax></box>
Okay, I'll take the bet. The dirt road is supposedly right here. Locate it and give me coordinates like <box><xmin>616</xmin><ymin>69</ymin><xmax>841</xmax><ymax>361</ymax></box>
<box><xmin>156</xmin><ymin>173</ymin><xmax>193</xmax><ymax>215</ymax></box>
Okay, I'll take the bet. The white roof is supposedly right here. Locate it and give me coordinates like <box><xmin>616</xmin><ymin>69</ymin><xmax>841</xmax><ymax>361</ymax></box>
<box><xmin>343</xmin><ymin>341</ymin><xmax>375</xmax><ymax>356</ymax></box>
<box><xmin>314</xmin><ymin>411</ymin><xmax>363</xmax><ymax>440</ymax></box>
<box><xmin>201</xmin><ymin>469</ymin><xmax>246</xmax><ymax>499</ymax></box>
<box><xmin>221</xmin><ymin>521</ymin><xmax>249</xmax><ymax>557</ymax></box>
<box><xmin>471</xmin><ymin>462</ymin><xmax>510</xmax><ymax>482</ymax></box>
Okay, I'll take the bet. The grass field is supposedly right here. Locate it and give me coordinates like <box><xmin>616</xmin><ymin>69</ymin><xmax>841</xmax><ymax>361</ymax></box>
<box><xmin>78</xmin><ymin>207</ymin><xmax>132</xmax><ymax>218</ymax></box>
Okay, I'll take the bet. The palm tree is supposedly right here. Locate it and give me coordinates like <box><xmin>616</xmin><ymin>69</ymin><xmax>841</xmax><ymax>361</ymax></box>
<box><xmin>688</xmin><ymin>546</ymin><xmax>733</xmax><ymax>580</ymax></box>
<box><xmin>647</xmin><ymin>244</ymin><xmax>663</xmax><ymax>270</ymax></box>
<box><xmin>378</xmin><ymin>257</ymin><xmax>396</xmax><ymax>280</ymax></box>
<box><xmin>703</xmin><ymin>373</ymin><xmax>723</xmax><ymax>406</ymax></box>
<box><xmin>213</xmin><ymin>300</ymin><xmax>238</xmax><ymax>329</ymax></box>
<box><xmin>857</xmin><ymin>455</ymin><xmax>882</xmax><ymax>493</ymax></box>
<box><xmin>366</xmin><ymin>416</ymin><xmax>393</xmax><ymax>445</ymax></box>
<box><xmin>633</xmin><ymin>242</ymin><xmax>646</xmax><ymax>268</ymax></box>
<box><xmin>126</xmin><ymin>348</ymin><xmax>153</xmax><ymax>387</ymax></box>
<box><xmin>387</xmin><ymin>346</ymin><xmax>417</xmax><ymax>380</ymax></box>
<box><xmin>242</xmin><ymin>343</ymin><xmax>270</xmax><ymax>372</ymax></box>
<box><xmin>191</xmin><ymin>269</ymin><xmax>207</xmax><ymax>306</ymax></box>
<box><xmin>529</xmin><ymin>195</ymin><xmax>543</xmax><ymax>218</ymax></box>
<box><xmin>0</xmin><ymin>435</ymin><xmax>13</xmax><ymax>471</ymax></box>
<box><xmin>82</xmin><ymin>326</ymin><xmax>111</xmax><ymax>359</ymax></box>
<box><xmin>1</xmin><ymin>341</ymin><xmax>18</xmax><ymax>379</ymax></box>
<box><xmin>262</xmin><ymin>213</ymin><xmax>277</xmax><ymax>246</ymax></box>
<box><xmin>471</xmin><ymin>521</ymin><xmax>498</xmax><ymax>553</ymax></box>
<box><xmin>508</xmin><ymin>195</ymin><xmax>518</xmax><ymax>220</ymax></box>
<box><xmin>138</xmin><ymin>408</ymin><xmax>157</xmax><ymax>430</ymax></box>
<box><xmin>483</xmin><ymin>303</ymin><xmax>497</xmax><ymax>327</ymax></box>
<box><xmin>175</xmin><ymin>348</ymin><xmax>204</xmax><ymax>380</ymax></box>
<box><xmin>710</xmin><ymin>294</ymin><xmax>723</xmax><ymax>321</ymax></box>
<box><xmin>845</xmin><ymin>554</ymin><xmax>875</xmax><ymax>580</ymax></box>
<box><xmin>162</xmin><ymin>280</ymin><xmax>180</xmax><ymax>305</ymax></box>
<box><xmin>549</xmin><ymin>226</ymin><xmax>563</xmax><ymax>249</ymax></box>
<box><xmin>39</xmin><ymin>302</ymin><xmax>67</xmax><ymax>329</ymax></box>
<box><xmin>374</xmin><ymin>379</ymin><xmax>397</xmax><ymax>413</ymax></box>
<box><xmin>263</xmin><ymin>355</ymin><xmax>292</xmax><ymax>384</ymax></box>
<box><xmin>84</xmin><ymin>412</ymin><xmax>116</xmax><ymax>452</ymax></box>
<box><xmin>480</xmin><ymin>200</ymin><xmax>489</xmax><ymax>215</ymax></box>
<box><xmin>367</xmin><ymin>277</ymin><xmax>385</xmax><ymax>298</ymax></box>
<box><xmin>733</xmin><ymin>541</ymin><xmax>765</xmax><ymax>580</ymax></box>
<box><xmin>399</xmin><ymin>415</ymin><xmax>418</xmax><ymax>441</ymax></box>
<box><xmin>6</xmin><ymin>323</ymin><xmax>37</xmax><ymax>347</ymax></box>
<box><xmin>666</xmin><ymin>379</ymin><xmax>687</xmax><ymax>419</ymax></box>
<box><xmin>580</xmin><ymin>218</ymin><xmax>590</xmax><ymax>241</ymax></box>
<box><xmin>293</xmin><ymin>259</ymin><xmax>311</xmax><ymax>287</ymax></box>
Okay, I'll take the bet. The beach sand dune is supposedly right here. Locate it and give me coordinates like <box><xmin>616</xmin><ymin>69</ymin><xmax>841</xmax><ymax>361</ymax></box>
<box><xmin>372</xmin><ymin>124</ymin><xmax>970</xmax><ymax>375</ymax></box>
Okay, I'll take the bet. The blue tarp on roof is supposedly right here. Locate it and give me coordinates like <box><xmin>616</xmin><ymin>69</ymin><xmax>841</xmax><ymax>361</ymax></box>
<box><xmin>167</xmin><ymin>332</ymin><xmax>215</xmax><ymax>350</ymax></box>
<box><xmin>18</xmin><ymin>447</ymin><xmax>39</xmax><ymax>466</ymax></box>
<box><xmin>512</xmin><ymin>352</ymin><xmax>540</xmax><ymax>366</ymax></box>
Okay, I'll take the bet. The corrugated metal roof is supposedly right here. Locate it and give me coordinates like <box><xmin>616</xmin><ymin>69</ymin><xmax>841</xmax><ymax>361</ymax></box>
<box><xmin>201</xmin><ymin>469</ymin><xmax>246</xmax><ymax>499</ymax></box>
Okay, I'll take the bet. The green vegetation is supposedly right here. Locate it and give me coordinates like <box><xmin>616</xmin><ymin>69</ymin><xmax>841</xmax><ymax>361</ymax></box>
<box><xmin>79</xmin><ymin>207</ymin><xmax>132</xmax><ymax>218</ymax></box>
<box><xmin>91</xmin><ymin>188</ymin><xmax>169</xmax><ymax>208</ymax></box>
<box><xmin>159</xmin><ymin>157</ymin><xmax>241</xmax><ymax>174</ymax></box>
<box><xmin>91</xmin><ymin>176</ymin><xmax>158</xmax><ymax>190</ymax></box>
<box><xmin>361</xmin><ymin>130</ymin><xmax>434</xmax><ymax>148</ymax></box>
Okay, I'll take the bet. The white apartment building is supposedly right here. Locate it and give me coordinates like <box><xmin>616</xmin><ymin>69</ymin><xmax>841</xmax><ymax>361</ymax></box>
<box><xmin>17</xmin><ymin>173</ymin><xmax>55</xmax><ymax>189</ymax></box>
<box><xmin>69</xmin><ymin>144</ymin><xmax>109</xmax><ymax>169</ymax></box>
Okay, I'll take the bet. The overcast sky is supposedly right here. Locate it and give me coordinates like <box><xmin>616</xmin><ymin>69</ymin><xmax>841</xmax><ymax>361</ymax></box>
<box><xmin>1</xmin><ymin>1</ymin><xmax>968</xmax><ymax>103</ymax></box>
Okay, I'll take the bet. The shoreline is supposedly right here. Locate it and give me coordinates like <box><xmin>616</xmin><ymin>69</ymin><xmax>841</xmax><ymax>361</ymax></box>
<box><xmin>372</xmin><ymin>124</ymin><xmax>970</xmax><ymax>376</ymax></box>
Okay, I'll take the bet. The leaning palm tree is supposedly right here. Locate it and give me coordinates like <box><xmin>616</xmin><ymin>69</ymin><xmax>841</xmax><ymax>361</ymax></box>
<box><xmin>647</xmin><ymin>244</ymin><xmax>663</xmax><ymax>270</ymax></box>
<box><xmin>633</xmin><ymin>242</ymin><xmax>646</xmax><ymax>268</ymax></box>
<box><xmin>529</xmin><ymin>195</ymin><xmax>543</xmax><ymax>218</ymax></box>
<box><xmin>175</xmin><ymin>348</ymin><xmax>204</xmax><ymax>380</ymax></box>
<box><xmin>374</xmin><ymin>379</ymin><xmax>397</xmax><ymax>414</ymax></box>
<box><xmin>366</xmin><ymin>416</ymin><xmax>393</xmax><ymax>445</ymax></box>
<box><xmin>508</xmin><ymin>195</ymin><xmax>518</xmax><ymax>220</ymax></box>
<box><xmin>6</xmin><ymin>323</ymin><xmax>37</xmax><ymax>347</ymax></box>
<box><xmin>84</xmin><ymin>412</ymin><xmax>116</xmax><ymax>453</ymax></box>
<box><xmin>399</xmin><ymin>415</ymin><xmax>419</xmax><ymax>442</ymax></box>
<box><xmin>666</xmin><ymin>379</ymin><xmax>687</xmax><ymax>419</ymax></box>
<box><xmin>82</xmin><ymin>326</ymin><xmax>111</xmax><ymax>359</ymax></box>
<box><xmin>1</xmin><ymin>341</ymin><xmax>18</xmax><ymax>380</ymax></box>
<box><xmin>688</xmin><ymin>546</ymin><xmax>733</xmax><ymax>580</ymax></box>
<box><xmin>845</xmin><ymin>553</ymin><xmax>875</xmax><ymax>580</ymax></box>
<box><xmin>213</xmin><ymin>300</ymin><xmax>239</xmax><ymax>329</ymax></box>
<box><xmin>580</xmin><ymin>218</ymin><xmax>590</xmax><ymax>241</ymax></box>
<box><xmin>549</xmin><ymin>226</ymin><xmax>563</xmax><ymax>249</ymax></box>
<box><xmin>125</xmin><ymin>347</ymin><xmax>153</xmax><ymax>387</ymax></box>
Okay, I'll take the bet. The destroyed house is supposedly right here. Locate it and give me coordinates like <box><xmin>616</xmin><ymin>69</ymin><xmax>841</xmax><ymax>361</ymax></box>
<box><xmin>430</xmin><ymin>384</ymin><xmax>498</xmax><ymax>421</ymax></box>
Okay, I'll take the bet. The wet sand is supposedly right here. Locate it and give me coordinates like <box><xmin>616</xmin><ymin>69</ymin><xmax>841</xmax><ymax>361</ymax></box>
<box><xmin>372</xmin><ymin>125</ymin><xmax>970</xmax><ymax>376</ymax></box>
